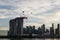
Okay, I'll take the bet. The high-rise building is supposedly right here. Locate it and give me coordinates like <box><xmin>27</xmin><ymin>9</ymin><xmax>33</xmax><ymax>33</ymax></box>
<box><xmin>26</xmin><ymin>26</ymin><xmax>30</xmax><ymax>34</ymax></box>
<box><xmin>41</xmin><ymin>24</ymin><xmax>45</xmax><ymax>34</ymax></box>
<box><xmin>32</xmin><ymin>25</ymin><xmax>35</xmax><ymax>34</ymax></box>
<box><xmin>50</xmin><ymin>23</ymin><xmax>54</xmax><ymax>37</ymax></box>
<box><xmin>29</xmin><ymin>26</ymin><xmax>32</xmax><ymax>34</ymax></box>
<box><xmin>8</xmin><ymin>17</ymin><xmax>27</xmax><ymax>36</ymax></box>
<box><xmin>45</xmin><ymin>29</ymin><xmax>49</xmax><ymax>33</ymax></box>
<box><xmin>8</xmin><ymin>19</ymin><xmax>16</xmax><ymax>36</ymax></box>
<box><xmin>56</xmin><ymin>24</ymin><xmax>60</xmax><ymax>35</ymax></box>
<box><xmin>38</xmin><ymin>27</ymin><xmax>42</xmax><ymax>35</ymax></box>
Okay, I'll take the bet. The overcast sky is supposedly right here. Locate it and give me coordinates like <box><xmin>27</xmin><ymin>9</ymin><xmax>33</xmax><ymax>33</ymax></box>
<box><xmin>0</xmin><ymin>0</ymin><xmax>60</xmax><ymax>30</ymax></box>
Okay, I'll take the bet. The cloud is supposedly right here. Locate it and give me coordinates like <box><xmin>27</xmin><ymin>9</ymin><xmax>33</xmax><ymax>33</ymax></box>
<box><xmin>0</xmin><ymin>5</ymin><xmax>18</xmax><ymax>10</ymax></box>
<box><xmin>0</xmin><ymin>0</ymin><xmax>60</xmax><ymax>30</ymax></box>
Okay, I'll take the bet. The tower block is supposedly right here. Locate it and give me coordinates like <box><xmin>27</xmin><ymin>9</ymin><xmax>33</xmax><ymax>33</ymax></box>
<box><xmin>8</xmin><ymin>17</ymin><xmax>27</xmax><ymax>36</ymax></box>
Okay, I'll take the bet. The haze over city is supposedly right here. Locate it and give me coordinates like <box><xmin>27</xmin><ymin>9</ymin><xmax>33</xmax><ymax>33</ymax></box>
<box><xmin>0</xmin><ymin>0</ymin><xmax>60</xmax><ymax>30</ymax></box>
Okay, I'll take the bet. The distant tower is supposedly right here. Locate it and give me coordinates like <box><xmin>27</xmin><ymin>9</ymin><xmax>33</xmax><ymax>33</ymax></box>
<box><xmin>50</xmin><ymin>23</ymin><xmax>54</xmax><ymax>37</ymax></box>
<box><xmin>38</xmin><ymin>27</ymin><xmax>42</xmax><ymax>35</ymax></box>
<box><xmin>57</xmin><ymin>24</ymin><xmax>60</xmax><ymax>35</ymax></box>
<box><xmin>52</xmin><ymin>23</ymin><xmax>54</xmax><ymax>34</ymax></box>
<box><xmin>41</xmin><ymin>24</ymin><xmax>45</xmax><ymax>34</ymax></box>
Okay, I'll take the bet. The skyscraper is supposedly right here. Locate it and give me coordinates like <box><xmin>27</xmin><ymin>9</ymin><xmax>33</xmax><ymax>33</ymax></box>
<box><xmin>8</xmin><ymin>17</ymin><xmax>27</xmax><ymax>36</ymax></box>
<box><xmin>32</xmin><ymin>25</ymin><xmax>35</xmax><ymax>34</ymax></box>
<box><xmin>50</xmin><ymin>23</ymin><xmax>54</xmax><ymax>37</ymax></box>
<box><xmin>41</xmin><ymin>24</ymin><xmax>45</xmax><ymax>34</ymax></box>
<box><xmin>57</xmin><ymin>24</ymin><xmax>60</xmax><ymax>36</ymax></box>
<box><xmin>8</xmin><ymin>19</ymin><xmax>16</xmax><ymax>36</ymax></box>
<box><xmin>38</xmin><ymin>27</ymin><xmax>42</xmax><ymax>35</ymax></box>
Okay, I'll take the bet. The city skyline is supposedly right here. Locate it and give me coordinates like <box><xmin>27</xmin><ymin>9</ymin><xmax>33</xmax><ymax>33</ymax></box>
<box><xmin>0</xmin><ymin>0</ymin><xmax>60</xmax><ymax>30</ymax></box>
<box><xmin>8</xmin><ymin>17</ymin><xmax>60</xmax><ymax>38</ymax></box>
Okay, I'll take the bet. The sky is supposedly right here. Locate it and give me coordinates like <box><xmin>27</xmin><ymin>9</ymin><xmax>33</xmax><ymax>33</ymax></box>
<box><xmin>0</xmin><ymin>0</ymin><xmax>60</xmax><ymax>30</ymax></box>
